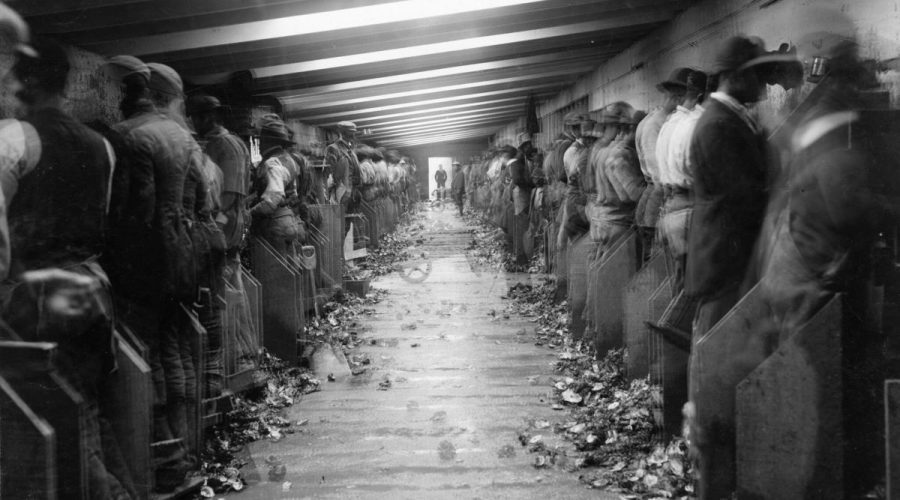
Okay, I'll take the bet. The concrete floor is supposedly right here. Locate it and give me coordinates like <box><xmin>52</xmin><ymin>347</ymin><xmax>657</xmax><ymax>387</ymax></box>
<box><xmin>233</xmin><ymin>209</ymin><xmax>614</xmax><ymax>500</ymax></box>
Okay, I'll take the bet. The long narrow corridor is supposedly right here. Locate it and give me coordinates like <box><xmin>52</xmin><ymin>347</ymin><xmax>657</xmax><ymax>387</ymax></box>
<box><xmin>233</xmin><ymin>209</ymin><xmax>612</xmax><ymax>499</ymax></box>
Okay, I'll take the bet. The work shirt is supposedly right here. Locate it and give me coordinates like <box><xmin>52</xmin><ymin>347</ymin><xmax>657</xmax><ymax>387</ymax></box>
<box><xmin>2</xmin><ymin>109</ymin><xmax>115</xmax><ymax>278</ymax></box>
<box><xmin>251</xmin><ymin>147</ymin><xmax>296</xmax><ymax>216</ymax></box>
<box><xmin>325</xmin><ymin>139</ymin><xmax>359</xmax><ymax>202</ymax></box>
<box><xmin>664</xmin><ymin>104</ymin><xmax>705</xmax><ymax>189</ymax></box>
<box><xmin>203</xmin><ymin>125</ymin><xmax>249</xmax><ymax>195</ymax></box>
<box><xmin>686</xmin><ymin>92</ymin><xmax>767</xmax><ymax>298</ymax></box>
<box><xmin>656</xmin><ymin>105</ymin><xmax>690</xmax><ymax>186</ymax></box>
<box><xmin>635</xmin><ymin>107</ymin><xmax>667</xmax><ymax>184</ymax></box>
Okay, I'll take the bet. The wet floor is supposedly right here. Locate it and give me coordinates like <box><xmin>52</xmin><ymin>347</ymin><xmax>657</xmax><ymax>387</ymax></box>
<box><xmin>233</xmin><ymin>208</ymin><xmax>614</xmax><ymax>500</ymax></box>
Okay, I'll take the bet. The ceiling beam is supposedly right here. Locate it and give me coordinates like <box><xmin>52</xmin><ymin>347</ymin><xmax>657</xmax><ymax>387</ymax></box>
<box><xmin>367</xmin><ymin>109</ymin><xmax>522</xmax><ymax>132</ymax></box>
<box><xmin>249</xmin><ymin>14</ymin><xmax>672</xmax><ymax>79</ymax></box>
<box><xmin>379</xmin><ymin>127</ymin><xmax>500</xmax><ymax>147</ymax></box>
<box><xmin>85</xmin><ymin>0</ymin><xmax>548</xmax><ymax>56</ymax></box>
<box><xmin>284</xmin><ymin>82</ymin><xmax>563</xmax><ymax>120</ymax></box>
<box><xmin>358</xmin><ymin>103</ymin><xmax>525</xmax><ymax>128</ymax></box>
<box><xmin>280</xmin><ymin>67</ymin><xmax>581</xmax><ymax>109</ymax></box>
<box><xmin>267</xmin><ymin>49</ymin><xmax>598</xmax><ymax>99</ymax></box>
<box><xmin>366</xmin><ymin>116</ymin><xmax>517</xmax><ymax>140</ymax></box>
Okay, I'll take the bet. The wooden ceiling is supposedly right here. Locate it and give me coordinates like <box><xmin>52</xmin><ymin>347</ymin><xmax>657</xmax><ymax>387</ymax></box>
<box><xmin>18</xmin><ymin>0</ymin><xmax>693</xmax><ymax>147</ymax></box>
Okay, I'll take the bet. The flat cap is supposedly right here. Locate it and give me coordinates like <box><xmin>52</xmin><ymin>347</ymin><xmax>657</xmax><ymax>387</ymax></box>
<box><xmin>0</xmin><ymin>3</ymin><xmax>35</xmax><ymax>57</ymax></box>
<box><xmin>336</xmin><ymin>121</ymin><xmax>357</xmax><ymax>132</ymax></box>
<box><xmin>147</xmin><ymin>62</ymin><xmax>183</xmax><ymax>96</ymax></box>
<box><xmin>259</xmin><ymin>114</ymin><xmax>292</xmax><ymax>144</ymax></box>
<box><xmin>515</xmin><ymin>131</ymin><xmax>532</xmax><ymax>147</ymax></box>
<box><xmin>187</xmin><ymin>94</ymin><xmax>224</xmax><ymax>115</ymax></box>
<box><xmin>105</xmin><ymin>55</ymin><xmax>150</xmax><ymax>82</ymax></box>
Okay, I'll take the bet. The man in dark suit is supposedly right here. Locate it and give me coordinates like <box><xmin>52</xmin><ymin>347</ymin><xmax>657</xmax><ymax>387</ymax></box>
<box><xmin>685</xmin><ymin>36</ymin><xmax>770</xmax><ymax>499</ymax></box>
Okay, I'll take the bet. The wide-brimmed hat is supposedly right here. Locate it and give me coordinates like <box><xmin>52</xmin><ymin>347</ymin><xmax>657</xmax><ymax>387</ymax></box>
<box><xmin>686</xmin><ymin>70</ymin><xmax>708</xmax><ymax>94</ymax></box>
<box><xmin>259</xmin><ymin>115</ymin><xmax>292</xmax><ymax>144</ymax></box>
<box><xmin>599</xmin><ymin>101</ymin><xmax>635</xmax><ymax>125</ymax></box>
<box><xmin>657</xmin><ymin>67</ymin><xmax>692</xmax><ymax>93</ymax></box>
<box><xmin>147</xmin><ymin>62</ymin><xmax>183</xmax><ymax>96</ymax></box>
<box><xmin>711</xmin><ymin>36</ymin><xmax>767</xmax><ymax>74</ymax></box>
<box><xmin>563</xmin><ymin>111</ymin><xmax>590</xmax><ymax>126</ymax></box>
<box><xmin>105</xmin><ymin>55</ymin><xmax>150</xmax><ymax>83</ymax></box>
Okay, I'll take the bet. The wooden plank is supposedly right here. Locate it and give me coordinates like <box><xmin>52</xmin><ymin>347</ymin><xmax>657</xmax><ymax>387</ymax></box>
<box><xmin>251</xmin><ymin>237</ymin><xmax>302</xmax><ymax>364</ymax></box>
<box><xmin>889</xmin><ymin>380</ymin><xmax>900</xmax><ymax>500</ymax></box>
<box><xmin>241</xmin><ymin>266</ymin><xmax>264</xmax><ymax>348</ymax></box>
<box><xmin>0</xmin><ymin>341</ymin><xmax>88</xmax><ymax>499</ymax></box>
<box><xmin>106</xmin><ymin>331</ymin><xmax>153</xmax><ymax>499</ymax></box>
<box><xmin>623</xmin><ymin>252</ymin><xmax>667</xmax><ymax>379</ymax></box>
<box><xmin>647</xmin><ymin>276</ymin><xmax>674</xmax><ymax>433</ymax></box>
<box><xmin>180</xmin><ymin>305</ymin><xmax>207</xmax><ymax>458</ymax></box>
<box><xmin>592</xmin><ymin>231</ymin><xmax>638</xmax><ymax>355</ymax></box>
<box><xmin>0</xmin><ymin>375</ymin><xmax>56</xmax><ymax>500</ymax></box>
<box><xmin>692</xmin><ymin>284</ymin><xmax>768</xmax><ymax>498</ymax></box>
<box><xmin>736</xmin><ymin>296</ymin><xmax>842</xmax><ymax>500</ymax></box>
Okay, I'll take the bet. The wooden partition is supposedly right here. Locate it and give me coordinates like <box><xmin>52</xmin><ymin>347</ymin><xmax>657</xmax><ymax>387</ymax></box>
<box><xmin>251</xmin><ymin>237</ymin><xmax>304</xmax><ymax>365</ymax></box>
<box><xmin>736</xmin><ymin>296</ymin><xmax>842</xmax><ymax>499</ymax></box>
<box><xmin>589</xmin><ymin>231</ymin><xmax>638</xmax><ymax>355</ymax></box>
<box><xmin>888</xmin><ymin>380</ymin><xmax>900</xmax><ymax>500</ymax></box>
<box><xmin>648</xmin><ymin>276</ymin><xmax>676</xmax><ymax>434</ymax></box>
<box><xmin>360</xmin><ymin>201</ymin><xmax>380</xmax><ymax>249</ymax></box>
<box><xmin>692</xmin><ymin>284</ymin><xmax>768</xmax><ymax>497</ymax></box>
<box><xmin>623</xmin><ymin>252</ymin><xmax>668</xmax><ymax>379</ymax></box>
<box><xmin>106</xmin><ymin>331</ymin><xmax>152</xmax><ymax>499</ymax></box>
<box><xmin>0</xmin><ymin>341</ymin><xmax>86</xmax><ymax>499</ymax></box>
<box><xmin>180</xmin><ymin>305</ymin><xmax>207</xmax><ymax>458</ymax></box>
<box><xmin>312</xmin><ymin>204</ymin><xmax>344</xmax><ymax>291</ymax></box>
<box><xmin>0</xmin><ymin>374</ymin><xmax>55</xmax><ymax>499</ymax></box>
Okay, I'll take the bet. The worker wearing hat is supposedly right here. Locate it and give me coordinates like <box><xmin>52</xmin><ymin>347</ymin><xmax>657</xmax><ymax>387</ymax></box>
<box><xmin>188</xmin><ymin>94</ymin><xmax>251</xmax><ymax>254</ymax></box>
<box><xmin>542</xmin><ymin>111</ymin><xmax>582</xmax><ymax>296</ymax></box>
<box><xmin>1</xmin><ymin>36</ymin><xmax>137</xmax><ymax>498</ymax></box>
<box><xmin>749</xmin><ymin>23</ymin><xmax>885</xmax><ymax>497</ymax></box>
<box><xmin>104</xmin><ymin>54</ymin><xmax>200</xmax><ymax>485</ymax></box>
<box><xmin>507</xmin><ymin>132</ymin><xmax>537</xmax><ymax>263</ymax></box>
<box><xmin>559</xmin><ymin>112</ymin><xmax>597</xmax><ymax>339</ymax></box>
<box><xmin>634</xmin><ymin>67</ymin><xmax>691</xmax><ymax>262</ymax></box>
<box><xmin>249</xmin><ymin>114</ymin><xmax>307</xmax><ymax>253</ymax></box>
<box><xmin>325</xmin><ymin>121</ymin><xmax>362</xmax><ymax>214</ymax></box>
<box><xmin>684</xmin><ymin>35</ymin><xmax>773</xmax><ymax>500</ymax></box>
<box><xmin>450</xmin><ymin>160</ymin><xmax>466</xmax><ymax>216</ymax></box>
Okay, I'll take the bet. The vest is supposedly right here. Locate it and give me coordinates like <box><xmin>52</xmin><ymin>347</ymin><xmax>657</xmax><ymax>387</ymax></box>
<box><xmin>10</xmin><ymin>108</ymin><xmax>110</xmax><ymax>276</ymax></box>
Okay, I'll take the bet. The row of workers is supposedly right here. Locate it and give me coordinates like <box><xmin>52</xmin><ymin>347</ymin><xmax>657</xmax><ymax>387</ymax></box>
<box><xmin>0</xmin><ymin>7</ymin><xmax>418</xmax><ymax>496</ymax></box>
<box><xmin>468</xmin><ymin>32</ymin><xmax>892</xmax><ymax>499</ymax></box>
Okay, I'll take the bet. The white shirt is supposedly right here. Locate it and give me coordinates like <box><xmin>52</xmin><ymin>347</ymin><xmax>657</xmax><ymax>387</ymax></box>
<box><xmin>655</xmin><ymin>106</ymin><xmax>689</xmax><ymax>186</ymax></box>
<box><xmin>664</xmin><ymin>104</ymin><xmax>705</xmax><ymax>189</ymax></box>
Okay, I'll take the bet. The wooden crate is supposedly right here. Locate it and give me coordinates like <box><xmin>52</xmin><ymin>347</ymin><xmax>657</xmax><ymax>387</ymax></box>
<box><xmin>590</xmin><ymin>231</ymin><xmax>638</xmax><ymax>355</ymax></box>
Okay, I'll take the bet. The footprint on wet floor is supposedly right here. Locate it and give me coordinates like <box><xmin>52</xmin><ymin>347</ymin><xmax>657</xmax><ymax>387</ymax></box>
<box><xmin>497</xmin><ymin>445</ymin><xmax>516</xmax><ymax>459</ymax></box>
<box><xmin>438</xmin><ymin>440</ymin><xmax>456</xmax><ymax>461</ymax></box>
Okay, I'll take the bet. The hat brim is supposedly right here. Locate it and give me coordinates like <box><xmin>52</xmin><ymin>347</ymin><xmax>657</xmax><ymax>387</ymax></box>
<box><xmin>656</xmin><ymin>81</ymin><xmax>688</xmax><ymax>93</ymax></box>
<box><xmin>736</xmin><ymin>53</ymin><xmax>800</xmax><ymax>73</ymax></box>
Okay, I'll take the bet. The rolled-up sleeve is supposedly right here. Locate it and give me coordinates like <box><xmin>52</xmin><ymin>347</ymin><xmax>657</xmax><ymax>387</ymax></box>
<box><xmin>251</xmin><ymin>157</ymin><xmax>290</xmax><ymax>216</ymax></box>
